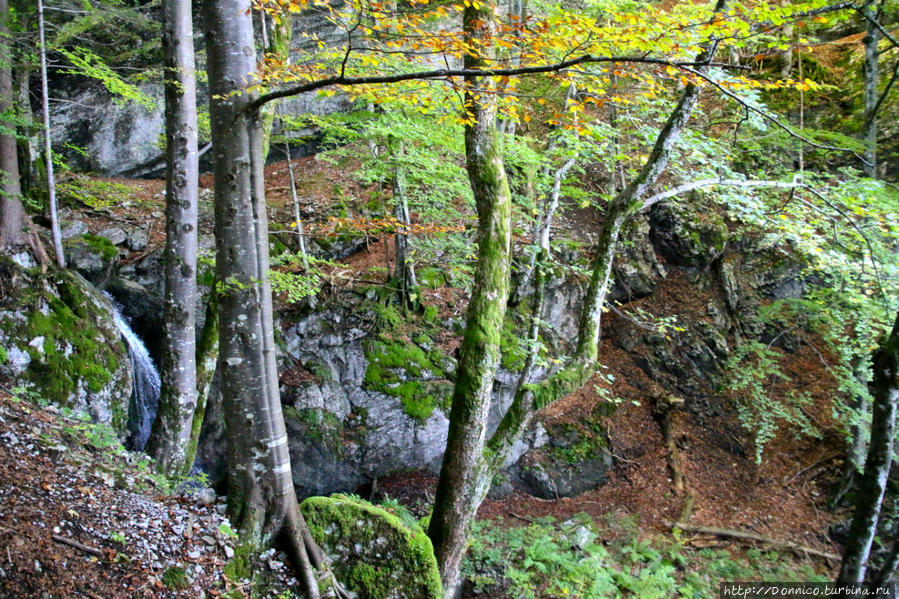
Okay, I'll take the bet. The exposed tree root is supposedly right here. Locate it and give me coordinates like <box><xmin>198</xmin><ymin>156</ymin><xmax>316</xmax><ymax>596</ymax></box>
<box><xmin>670</xmin><ymin>523</ymin><xmax>841</xmax><ymax>562</ymax></box>
<box><xmin>652</xmin><ymin>391</ymin><xmax>687</xmax><ymax>494</ymax></box>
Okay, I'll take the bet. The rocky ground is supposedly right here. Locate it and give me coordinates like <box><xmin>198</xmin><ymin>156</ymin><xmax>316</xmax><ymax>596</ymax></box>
<box><xmin>0</xmin><ymin>392</ymin><xmax>298</xmax><ymax>598</ymax></box>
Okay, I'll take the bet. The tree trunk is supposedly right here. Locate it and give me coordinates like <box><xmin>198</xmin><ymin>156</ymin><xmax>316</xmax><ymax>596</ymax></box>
<box><xmin>36</xmin><ymin>0</ymin><xmax>64</xmax><ymax>267</ymax></box>
<box><xmin>146</xmin><ymin>0</ymin><xmax>201</xmax><ymax>477</ymax></box>
<box><xmin>427</xmin><ymin>3</ymin><xmax>513</xmax><ymax>595</ymax></box>
<box><xmin>837</xmin><ymin>312</ymin><xmax>899</xmax><ymax>584</ymax></box>
<box><xmin>184</xmin><ymin>294</ymin><xmax>218</xmax><ymax>473</ymax></box>
<box><xmin>428</xmin><ymin>4</ymin><xmax>725</xmax><ymax>592</ymax></box>
<box><xmin>203</xmin><ymin>0</ymin><xmax>320</xmax><ymax>594</ymax></box>
<box><xmin>391</xmin><ymin>138</ymin><xmax>417</xmax><ymax>308</ymax></box>
<box><xmin>861</xmin><ymin>3</ymin><xmax>881</xmax><ymax>178</ymax></box>
<box><xmin>0</xmin><ymin>0</ymin><xmax>46</xmax><ymax>264</ymax></box>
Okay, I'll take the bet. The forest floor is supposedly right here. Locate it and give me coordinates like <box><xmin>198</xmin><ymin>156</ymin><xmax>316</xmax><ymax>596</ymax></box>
<box><xmin>2</xmin><ymin>161</ymin><xmax>854</xmax><ymax>596</ymax></box>
<box><xmin>0</xmin><ymin>393</ymin><xmax>299</xmax><ymax>598</ymax></box>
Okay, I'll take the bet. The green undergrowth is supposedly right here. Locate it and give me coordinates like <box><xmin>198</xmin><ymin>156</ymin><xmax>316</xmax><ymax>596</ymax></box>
<box><xmin>462</xmin><ymin>514</ymin><xmax>828</xmax><ymax>599</ymax></box>
<box><xmin>362</xmin><ymin>301</ymin><xmax>453</xmax><ymax>421</ymax></box>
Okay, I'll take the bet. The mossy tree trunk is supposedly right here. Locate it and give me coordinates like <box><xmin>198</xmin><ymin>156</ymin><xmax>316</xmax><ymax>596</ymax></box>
<box><xmin>838</xmin><ymin>312</ymin><xmax>899</xmax><ymax>584</ymax></box>
<box><xmin>426</xmin><ymin>3</ymin><xmax>513</xmax><ymax>595</ymax></box>
<box><xmin>146</xmin><ymin>0</ymin><xmax>201</xmax><ymax>477</ymax></box>
<box><xmin>203</xmin><ymin>1</ymin><xmax>328</xmax><ymax>595</ymax></box>
<box><xmin>860</xmin><ymin>1</ymin><xmax>884</xmax><ymax>179</ymax></box>
<box><xmin>428</xmin><ymin>4</ymin><xmax>725</xmax><ymax>593</ymax></box>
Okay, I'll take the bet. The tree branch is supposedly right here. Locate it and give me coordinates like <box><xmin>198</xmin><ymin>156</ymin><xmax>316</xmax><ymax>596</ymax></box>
<box><xmin>679</xmin><ymin>65</ymin><xmax>873</xmax><ymax>166</ymax></box>
<box><xmin>640</xmin><ymin>176</ymin><xmax>803</xmax><ymax>210</ymax></box>
<box><xmin>248</xmin><ymin>55</ymin><xmax>737</xmax><ymax>112</ymax></box>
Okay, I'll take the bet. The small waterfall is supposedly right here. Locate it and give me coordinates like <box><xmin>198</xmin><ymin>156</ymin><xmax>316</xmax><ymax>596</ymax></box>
<box><xmin>105</xmin><ymin>293</ymin><xmax>160</xmax><ymax>451</ymax></box>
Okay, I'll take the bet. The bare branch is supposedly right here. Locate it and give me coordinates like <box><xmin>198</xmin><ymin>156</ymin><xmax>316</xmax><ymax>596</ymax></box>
<box><xmin>640</xmin><ymin>176</ymin><xmax>803</xmax><ymax>210</ymax></box>
<box><xmin>249</xmin><ymin>55</ymin><xmax>737</xmax><ymax>112</ymax></box>
<box><xmin>679</xmin><ymin>65</ymin><xmax>873</xmax><ymax>166</ymax></box>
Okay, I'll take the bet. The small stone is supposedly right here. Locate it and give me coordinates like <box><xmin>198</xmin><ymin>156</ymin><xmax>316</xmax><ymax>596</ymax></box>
<box><xmin>223</xmin><ymin>546</ymin><xmax>234</xmax><ymax>559</ymax></box>
<box><xmin>196</xmin><ymin>488</ymin><xmax>217</xmax><ymax>505</ymax></box>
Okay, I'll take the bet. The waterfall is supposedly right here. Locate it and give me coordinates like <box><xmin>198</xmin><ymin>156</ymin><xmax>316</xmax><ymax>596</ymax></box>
<box><xmin>105</xmin><ymin>293</ymin><xmax>160</xmax><ymax>451</ymax></box>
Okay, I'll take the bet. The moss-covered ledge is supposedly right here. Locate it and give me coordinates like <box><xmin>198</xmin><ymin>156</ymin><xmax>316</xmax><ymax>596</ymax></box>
<box><xmin>300</xmin><ymin>494</ymin><xmax>442</xmax><ymax>599</ymax></box>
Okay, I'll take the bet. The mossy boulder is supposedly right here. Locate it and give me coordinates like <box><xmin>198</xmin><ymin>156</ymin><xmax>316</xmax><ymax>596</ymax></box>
<box><xmin>0</xmin><ymin>258</ymin><xmax>132</xmax><ymax>431</ymax></box>
<box><xmin>300</xmin><ymin>494</ymin><xmax>442</xmax><ymax>599</ymax></box>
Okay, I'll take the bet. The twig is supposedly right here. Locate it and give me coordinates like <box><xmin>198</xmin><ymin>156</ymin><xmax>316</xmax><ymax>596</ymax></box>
<box><xmin>52</xmin><ymin>534</ymin><xmax>103</xmax><ymax>557</ymax></box>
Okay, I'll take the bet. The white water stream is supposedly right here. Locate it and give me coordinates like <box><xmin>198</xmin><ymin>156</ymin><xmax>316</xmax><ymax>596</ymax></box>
<box><xmin>105</xmin><ymin>293</ymin><xmax>160</xmax><ymax>451</ymax></box>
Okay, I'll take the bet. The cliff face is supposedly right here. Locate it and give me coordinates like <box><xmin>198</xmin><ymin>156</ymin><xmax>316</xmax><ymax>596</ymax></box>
<box><xmin>25</xmin><ymin>166</ymin><xmax>807</xmax><ymax>499</ymax></box>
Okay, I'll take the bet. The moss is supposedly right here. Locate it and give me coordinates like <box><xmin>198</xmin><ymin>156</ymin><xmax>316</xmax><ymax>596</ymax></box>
<box><xmin>5</xmin><ymin>271</ymin><xmax>127</xmax><ymax>429</ymax></box>
<box><xmin>162</xmin><ymin>566</ymin><xmax>189</xmax><ymax>591</ymax></box>
<box><xmin>289</xmin><ymin>407</ymin><xmax>345</xmax><ymax>453</ymax></box>
<box><xmin>364</xmin><ymin>335</ymin><xmax>451</xmax><ymax>421</ymax></box>
<box><xmin>301</xmin><ymin>494</ymin><xmax>443</xmax><ymax>599</ymax></box>
<box><xmin>224</xmin><ymin>543</ymin><xmax>255</xmax><ymax>582</ymax></box>
<box><xmin>79</xmin><ymin>234</ymin><xmax>119</xmax><ymax>261</ymax></box>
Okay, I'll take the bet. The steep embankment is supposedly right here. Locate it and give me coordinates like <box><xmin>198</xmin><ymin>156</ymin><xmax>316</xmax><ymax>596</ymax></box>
<box><xmin>0</xmin><ymin>393</ymin><xmax>298</xmax><ymax>598</ymax></box>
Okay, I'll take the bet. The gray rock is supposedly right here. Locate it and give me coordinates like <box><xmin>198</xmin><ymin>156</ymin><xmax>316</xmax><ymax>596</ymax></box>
<box><xmin>650</xmin><ymin>194</ymin><xmax>729</xmax><ymax>268</ymax></box>
<box><xmin>98</xmin><ymin>227</ymin><xmax>128</xmax><ymax>246</ymax></box>
<box><xmin>60</xmin><ymin>220</ymin><xmax>88</xmax><ymax>240</ymax></box>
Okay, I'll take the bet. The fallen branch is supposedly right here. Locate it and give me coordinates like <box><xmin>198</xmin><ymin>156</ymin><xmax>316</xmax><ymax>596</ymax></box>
<box><xmin>669</xmin><ymin>523</ymin><xmax>840</xmax><ymax>561</ymax></box>
<box><xmin>51</xmin><ymin>534</ymin><xmax>102</xmax><ymax>557</ymax></box>
<box><xmin>782</xmin><ymin>451</ymin><xmax>842</xmax><ymax>488</ymax></box>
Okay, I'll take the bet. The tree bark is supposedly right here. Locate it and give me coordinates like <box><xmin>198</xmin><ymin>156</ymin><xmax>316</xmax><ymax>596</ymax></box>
<box><xmin>146</xmin><ymin>0</ymin><xmax>201</xmax><ymax>477</ymax></box>
<box><xmin>427</xmin><ymin>3</ymin><xmax>512</xmax><ymax>595</ymax></box>
<box><xmin>203</xmin><ymin>1</ymin><xmax>320</xmax><ymax>594</ymax></box>
<box><xmin>860</xmin><ymin>2</ymin><xmax>882</xmax><ymax>178</ymax></box>
<box><xmin>391</xmin><ymin>138</ymin><xmax>417</xmax><ymax>308</ymax></box>
<box><xmin>0</xmin><ymin>0</ymin><xmax>46</xmax><ymax>264</ymax></box>
<box><xmin>36</xmin><ymin>0</ymin><xmax>63</xmax><ymax>267</ymax></box>
<box><xmin>837</xmin><ymin>312</ymin><xmax>899</xmax><ymax>584</ymax></box>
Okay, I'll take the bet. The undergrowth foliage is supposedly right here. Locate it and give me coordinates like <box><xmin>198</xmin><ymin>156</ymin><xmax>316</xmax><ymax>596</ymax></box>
<box><xmin>462</xmin><ymin>515</ymin><xmax>828</xmax><ymax>599</ymax></box>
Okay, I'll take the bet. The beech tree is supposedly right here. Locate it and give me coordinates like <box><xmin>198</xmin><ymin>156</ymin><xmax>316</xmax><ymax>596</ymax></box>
<box><xmin>837</xmin><ymin>311</ymin><xmax>899</xmax><ymax>584</ymax></box>
<box><xmin>202</xmin><ymin>1</ymin><xmax>337</xmax><ymax>595</ymax></box>
<box><xmin>145</xmin><ymin>0</ymin><xmax>201</xmax><ymax>476</ymax></box>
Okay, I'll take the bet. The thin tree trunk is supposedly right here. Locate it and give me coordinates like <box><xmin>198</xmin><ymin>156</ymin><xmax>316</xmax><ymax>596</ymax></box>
<box><xmin>391</xmin><ymin>138</ymin><xmax>417</xmax><ymax>307</ymax></box>
<box><xmin>837</xmin><ymin>312</ymin><xmax>899</xmax><ymax>584</ymax></box>
<box><xmin>36</xmin><ymin>0</ymin><xmax>64</xmax><ymax>268</ymax></box>
<box><xmin>147</xmin><ymin>0</ymin><xmax>201</xmax><ymax>476</ymax></box>
<box><xmin>183</xmin><ymin>293</ymin><xmax>218</xmax><ymax>472</ymax></box>
<box><xmin>861</xmin><ymin>3</ymin><xmax>882</xmax><ymax>178</ymax></box>
<box><xmin>427</xmin><ymin>3</ymin><xmax>513</xmax><ymax>594</ymax></box>
<box><xmin>0</xmin><ymin>0</ymin><xmax>46</xmax><ymax>264</ymax></box>
<box><xmin>203</xmin><ymin>1</ymin><xmax>320</xmax><ymax>594</ymax></box>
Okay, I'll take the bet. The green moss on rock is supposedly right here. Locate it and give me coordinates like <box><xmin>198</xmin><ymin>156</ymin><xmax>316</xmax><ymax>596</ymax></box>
<box><xmin>363</xmin><ymin>335</ymin><xmax>451</xmax><ymax>422</ymax></box>
<box><xmin>300</xmin><ymin>494</ymin><xmax>443</xmax><ymax>599</ymax></box>
<box><xmin>0</xmin><ymin>262</ymin><xmax>131</xmax><ymax>432</ymax></box>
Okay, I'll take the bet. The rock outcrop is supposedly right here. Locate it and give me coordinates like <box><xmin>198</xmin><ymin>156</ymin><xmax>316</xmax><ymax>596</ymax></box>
<box><xmin>0</xmin><ymin>258</ymin><xmax>132</xmax><ymax>432</ymax></box>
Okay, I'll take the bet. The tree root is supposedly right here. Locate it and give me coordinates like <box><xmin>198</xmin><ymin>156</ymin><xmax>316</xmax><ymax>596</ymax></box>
<box><xmin>652</xmin><ymin>391</ymin><xmax>686</xmax><ymax>494</ymax></box>
<box><xmin>669</xmin><ymin>522</ymin><xmax>841</xmax><ymax>562</ymax></box>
